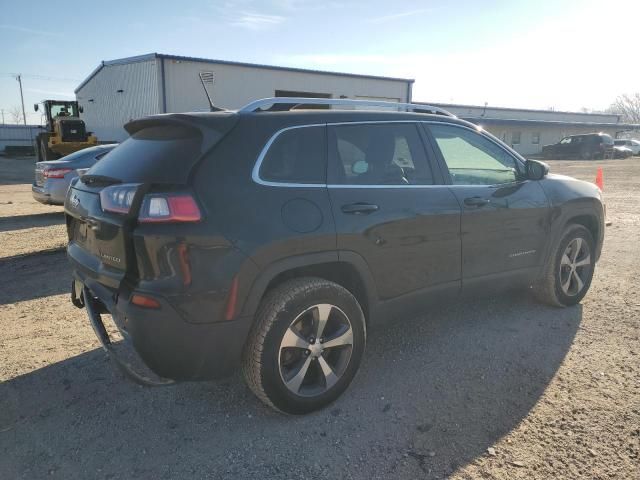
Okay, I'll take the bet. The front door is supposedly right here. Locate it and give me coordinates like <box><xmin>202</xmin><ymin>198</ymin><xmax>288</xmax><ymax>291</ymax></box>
<box><xmin>327</xmin><ymin>122</ymin><xmax>462</xmax><ymax>301</ymax></box>
<box><xmin>425</xmin><ymin>123</ymin><xmax>550</xmax><ymax>286</ymax></box>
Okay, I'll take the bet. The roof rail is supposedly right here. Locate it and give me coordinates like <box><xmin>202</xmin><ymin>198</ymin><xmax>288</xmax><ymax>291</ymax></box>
<box><xmin>238</xmin><ymin>97</ymin><xmax>455</xmax><ymax>117</ymax></box>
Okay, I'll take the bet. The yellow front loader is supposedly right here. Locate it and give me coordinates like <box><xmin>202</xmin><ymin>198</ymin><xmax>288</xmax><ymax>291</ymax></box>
<box><xmin>34</xmin><ymin>100</ymin><xmax>97</xmax><ymax>161</ymax></box>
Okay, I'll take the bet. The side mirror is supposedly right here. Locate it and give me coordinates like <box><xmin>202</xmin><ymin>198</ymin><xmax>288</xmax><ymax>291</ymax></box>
<box><xmin>525</xmin><ymin>159</ymin><xmax>549</xmax><ymax>180</ymax></box>
<box><xmin>34</xmin><ymin>104</ymin><xmax>39</xmax><ymax>112</ymax></box>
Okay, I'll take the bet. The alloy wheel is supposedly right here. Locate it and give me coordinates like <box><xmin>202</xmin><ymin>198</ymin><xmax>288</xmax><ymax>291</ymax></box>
<box><xmin>278</xmin><ymin>304</ymin><xmax>353</xmax><ymax>397</ymax></box>
<box><xmin>559</xmin><ymin>237</ymin><xmax>591</xmax><ymax>296</ymax></box>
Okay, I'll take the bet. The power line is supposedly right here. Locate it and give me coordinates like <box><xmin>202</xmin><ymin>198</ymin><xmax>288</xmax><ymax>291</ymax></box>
<box><xmin>0</xmin><ymin>72</ymin><xmax>81</xmax><ymax>82</ymax></box>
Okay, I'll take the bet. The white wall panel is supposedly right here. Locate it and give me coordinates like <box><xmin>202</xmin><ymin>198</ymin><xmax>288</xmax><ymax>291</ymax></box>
<box><xmin>75</xmin><ymin>60</ymin><xmax>160</xmax><ymax>142</ymax></box>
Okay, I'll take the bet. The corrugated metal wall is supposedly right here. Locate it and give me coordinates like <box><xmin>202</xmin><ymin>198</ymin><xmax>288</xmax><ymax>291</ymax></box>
<box><xmin>76</xmin><ymin>59</ymin><xmax>160</xmax><ymax>142</ymax></box>
<box><xmin>162</xmin><ymin>59</ymin><xmax>410</xmax><ymax>113</ymax></box>
<box><xmin>0</xmin><ymin>125</ymin><xmax>40</xmax><ymax>152</ymax></box>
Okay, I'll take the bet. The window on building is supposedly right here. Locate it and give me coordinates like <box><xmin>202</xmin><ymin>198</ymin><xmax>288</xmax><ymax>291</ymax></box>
<box><xmin>259</xmin><ymin>126</ymin><xmax>326</xmax><ymax>184</ymax></box>
<box><xmin>273</xmin><ymin>90</ymin><xmax>332</xmax><ymax>110</ymax></box>
<box><xmin>429</xmin><ymin>124</ymin><xmax>519</xmax><ymax>186</ymax></box>
<box><xmin>512</xmin><ymin>131</ymin><xmax>521</xmax><ymax>145</ymax></box>
<box><xmin>532</xmin><ymin>132</ymin><xmax>541</xmax><ymax>144</ymax></box>
<box><xmin>328</xmin><ymin>123</ymin><xmax>433</xmax><ymax>185</ymax></box>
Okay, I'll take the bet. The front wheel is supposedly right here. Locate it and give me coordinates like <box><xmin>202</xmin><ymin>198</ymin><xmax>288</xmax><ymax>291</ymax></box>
<box><xmin>534</xmin><ymin>224</ymin><xmax>595</xmax><ymax>307</ymax></box>
<box><xmin>243</xmin><ymin>277</ymin><xmax>366</xmax><ymax>414</ymax></box>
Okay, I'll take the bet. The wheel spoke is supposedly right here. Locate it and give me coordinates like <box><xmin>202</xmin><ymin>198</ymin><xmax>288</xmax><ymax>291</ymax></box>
<box><xmin>575</xmin><ymin>254</ymin><xmax>591</xmax><ymax>267</ymax></box>
<box><xmin>572</xmin><ymin>270</ymin><xmax>584</xmax><ymax>292</ymax></box>
<box><xmin>322</xmin><ymin>327</ymin><xmax>353</xmax><ymax>349</ymax></box>
<box><xmin>314</xmin><ymin>304</ymin><xmax>332</xmax><ymax>339</ymax></box>
<box><xmin>285</xmin><ymin>356</ymin><xmax>312</xmax><ymax>393</ymax></box>
<box><xmin>571</xmin><ymin>238</ymin><xmax>583</xmax><ymax>262</ymax></box>
<box><xmin>317</xmin><ymin>355</ymin><xmax>339</xmax><ymax>389</ymax></box>
<box><xmin>561</xmin><ymin>253</ymin><xmax>572</xmax><ymax>266</ymax></box>
<box><xmin>561</xmin><ymin>274</ymin><xmax>572</xmax><ymax>294</ymax></box>
<box><xmin>280</xmin><ymin>327</ymin><xmax>310</xmax><ymax>349</ymax></box>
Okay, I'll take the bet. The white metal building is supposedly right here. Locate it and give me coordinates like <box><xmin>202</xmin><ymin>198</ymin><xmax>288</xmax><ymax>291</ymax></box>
<box><xmin>75</xmin><ymin>53</ymin><xmax>414</xmax><ymax>142</ymax></box>
<box><xmin>0</xmin><ymin>124</ymin><xmax>40</xmax><ymax>154</ymax></box>
<box><xmin>422</xmin><ymin>102</ymin><xmax>640</xmax><ymax>156</ymax></box>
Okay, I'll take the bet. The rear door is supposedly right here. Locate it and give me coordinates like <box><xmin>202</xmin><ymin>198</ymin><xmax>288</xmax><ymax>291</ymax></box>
<box><xmin>327</xmin><ymin>122</ymin><xmax>461</xmax><ymax>301</ymax></box>
<box><xmin>424</xmin><ymin>122</ymin><xmax>550</xmax><ymax>287</ymax></box>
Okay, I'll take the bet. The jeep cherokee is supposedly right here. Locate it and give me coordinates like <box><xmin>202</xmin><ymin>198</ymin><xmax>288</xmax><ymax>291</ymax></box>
<box><xmin>65</xmin><ymin>97</ymin><xmax>605</xmax><ymax>414</ymax></box>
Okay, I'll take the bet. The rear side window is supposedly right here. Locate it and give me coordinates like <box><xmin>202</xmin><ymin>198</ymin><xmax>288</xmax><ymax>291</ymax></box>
<box><xmin>259</xmin><ymin>126</ymin><xmax>326</xmax><ymax>184</ymax></box>
<box><xmin>328</xmin><ymin>123</ymin><xmax>433</xmax><ymax>185</ymax></box>
<box><xmin>86</xmin><ymin>125</ymin><xmax>203</xmax><ymax>183</ymax></box>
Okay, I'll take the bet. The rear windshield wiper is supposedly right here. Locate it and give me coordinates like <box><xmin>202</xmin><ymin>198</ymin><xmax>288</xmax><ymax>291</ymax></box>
<box><xmin>81</xmin><ymin>174</ymin><xmax>122</xmax><ymax>186</ymax></box>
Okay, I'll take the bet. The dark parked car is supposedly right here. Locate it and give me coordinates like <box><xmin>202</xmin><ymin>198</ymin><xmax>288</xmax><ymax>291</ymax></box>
<box><xmin>65</xmin><ymin>98</ymin><xmax>605</xmax><ymax>414</ymax></box>
<box><xmin>542</xmin><ymin>133</ymin><xmax>614</xmax><ymax>160</ymax></box>
<box><xmin>33</xmin><ymin>144</ymin><xmax>118</xmax><ymax>205</ymax></box>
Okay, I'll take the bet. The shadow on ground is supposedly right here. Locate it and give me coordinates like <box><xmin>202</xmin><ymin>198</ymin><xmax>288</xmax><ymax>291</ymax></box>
<box><xmin>0</xmin><ymin>249</ymin><xmax>68</xmax><ymax>305</ymax></box>
<box><xmin>0</xmin><ymin>212</ymin><xmax>64</xmax><ymax>233</ymax></box>
<box><xmin>0</xmin><ymin>292</ymin><xmax>581</xmax><ymax>479</ymax></box>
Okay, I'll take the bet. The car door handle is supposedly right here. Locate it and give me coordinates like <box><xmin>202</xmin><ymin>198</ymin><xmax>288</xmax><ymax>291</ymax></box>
<box><xmin>463</xmin><ymin>196</ymin><xmax>490</xmax><ymax>207</ymax></box>
<box><xmin>341</xmin><ymin>203</ymin><xmax>379</xmax><ymax>215</ymax></box>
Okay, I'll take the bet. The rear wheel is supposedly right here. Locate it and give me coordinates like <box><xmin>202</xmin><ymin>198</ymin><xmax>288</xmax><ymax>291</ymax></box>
<box><xmin>580</xmin><ymin>147</ymin><xmax>592</xmax><ymax>160</ymax></box>
<box><xmin>534</xmin><ymin>224</ymin><xmax>595</xmax><ymax>307</ymax></box>
<box><xmin>243</xmin><ymin>277</ymin><xmax>366</xmax><ymax>414</ymax></box>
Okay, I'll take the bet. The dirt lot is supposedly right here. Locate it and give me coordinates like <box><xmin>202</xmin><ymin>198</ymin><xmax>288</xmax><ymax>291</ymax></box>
<box><xmin>0</xmin><ymin>155</ymin><xmax>638</xmax><ymax>479</ymax></box>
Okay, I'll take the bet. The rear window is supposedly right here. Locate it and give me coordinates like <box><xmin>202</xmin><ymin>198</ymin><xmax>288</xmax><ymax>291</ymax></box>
<box><xmin>599</xmin><ymin>134</ymin><xmax>614</xmax><ymax>144</ymax></box>
<box><xmin>85</xmin><ymin>125</ymin><xmax>203</xmax><ymax>183</ymax></box>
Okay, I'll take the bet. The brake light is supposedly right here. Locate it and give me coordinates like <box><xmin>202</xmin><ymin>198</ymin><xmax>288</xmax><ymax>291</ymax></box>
<box><xmin>138</xmin><ymin>193</ymin><xmax>201</xmax><ymax>223</ymax></box>
<box><xmin>44</xmin><ymin>168</ymin><xmax>73</xmax><ymax>179</ymax></box>
<box><xmin>99</xmin><ymin>183</ymin><xmax>139</xmax><ymax>214</ymax></box>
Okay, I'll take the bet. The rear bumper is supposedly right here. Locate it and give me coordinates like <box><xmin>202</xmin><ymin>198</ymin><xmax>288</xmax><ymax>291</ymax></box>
<box><xmin>32</xmin><ymin>181</ymin><xmax>68</xmax><ymax>205</ymax></box>
<box><xmin>73</xmin><ymin>270</ymin><xmax>253</xmax><ymax>382</ymax></box>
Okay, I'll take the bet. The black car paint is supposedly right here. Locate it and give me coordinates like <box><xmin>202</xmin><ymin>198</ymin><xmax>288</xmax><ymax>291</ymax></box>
<box><xmin>64</xmin><ymin>110</ymin><xmax>605</xmax><ymax>381</ymax></box>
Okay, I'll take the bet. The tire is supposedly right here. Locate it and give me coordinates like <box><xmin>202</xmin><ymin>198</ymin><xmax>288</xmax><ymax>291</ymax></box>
<box><xmin>580</xmin><ymin>147</ymin><xmax>592</xmax><ymax>160</ymax></box>
<box><xmin>533</xmin><ymin>224</ymin><xmax>596</xmax><ymax>307</ymax></box>
<box><xmin>40</xmin><ymin>139</ymin><xmax>53</xmax><ymax>161</ymax></box>
<box><xmin>243</xmin><ymin>277</ymin><xmax>366</xmax><ymax>414</ymax></box>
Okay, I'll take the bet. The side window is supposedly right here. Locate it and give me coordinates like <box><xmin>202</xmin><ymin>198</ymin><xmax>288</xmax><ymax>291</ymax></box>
<box><xmin>259</xmin><ymin>126</ymin><xmax>326</xmax><ymax>184</ymax></box>
<box><xmin>328</xmin><ymin>123</ymin><xmax>433</xmax><ymax>185</ymax></box>
<box><xmin>429</xmin><ymin>124</ymin><xmax>519</xmax><ymax>186</ymax></box>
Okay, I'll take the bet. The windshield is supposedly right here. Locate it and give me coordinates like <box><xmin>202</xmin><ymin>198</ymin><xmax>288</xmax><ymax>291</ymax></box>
<box><xmin>50</xmin><ymin>103</ymin><xmax>79</xmax><ymax>117</ymax></box>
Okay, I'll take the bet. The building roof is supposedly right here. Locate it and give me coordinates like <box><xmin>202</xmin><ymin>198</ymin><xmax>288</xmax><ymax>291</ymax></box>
<box><xmin>461</xmin><ymin>117</ymin><xmax>640</xmax><ymax>130</ymax></box>
<box><xmin>75</xmin><ymin>53</ymin><xmax>415</xmax><ymax>93</ymax></box>
<box><xmin>421</xmin><ymin>101</ymin><xmax>621</xmax><ymax>120</ymax></box>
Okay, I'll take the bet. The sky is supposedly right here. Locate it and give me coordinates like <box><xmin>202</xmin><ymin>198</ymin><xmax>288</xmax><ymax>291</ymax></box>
<box><xmin>1</xmin><ymin>0</ymin><xmax>639</xmax><ymax>124</ymax></box>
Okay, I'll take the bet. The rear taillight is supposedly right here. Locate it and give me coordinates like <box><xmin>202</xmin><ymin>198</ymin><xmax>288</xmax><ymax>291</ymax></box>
<box><xmin>138</xmin><ymin>193</ymin><xmax>201</xmax><ymax>223</ymax></box>
<box><xmin>44</xmin><ymin>168</ymin><xmax>73</xmax><ymax>179</ymax></box>
<box><xmin>99</xmin><ymin>183</ymin><xmax>140</xmax><ymax>214</ymax></box>
<box><xmin>100</xmin><ymin>184</ymin><xmax>201</xmax><ymax>223</ymax></box>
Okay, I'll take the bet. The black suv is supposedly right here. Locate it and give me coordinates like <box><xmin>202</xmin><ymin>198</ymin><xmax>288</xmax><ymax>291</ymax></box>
<box><xmin>542</xmin><ymin>133</ymin><xmax>614</xmax><ymax>160</ymax></box>
<box><xmin>65</xmin><ymin>98</ymin><xmax>605</xmax><ymax>414</ymax></box>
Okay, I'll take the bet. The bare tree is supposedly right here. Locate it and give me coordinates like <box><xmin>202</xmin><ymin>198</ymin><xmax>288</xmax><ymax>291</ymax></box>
<box><xmin>9</xmin><ymin>106</ymin><xmax>24</xmax><ymax>124</ymax></box>
<box><xmin>608</xmin><ymin>93</ymin><xmax>640</xmax><ymax>123</ymax></box>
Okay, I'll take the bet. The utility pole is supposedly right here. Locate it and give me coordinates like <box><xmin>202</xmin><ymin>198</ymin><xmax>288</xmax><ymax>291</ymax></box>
<box><xmin>1</xmin><ymin>109</ymin><xmax>4</xmax><ymax>124</ymax></box>
<box><xmin>16</xmin><ymin>74</ymin><xmax>26</xmax><ymax>125</ymax></box>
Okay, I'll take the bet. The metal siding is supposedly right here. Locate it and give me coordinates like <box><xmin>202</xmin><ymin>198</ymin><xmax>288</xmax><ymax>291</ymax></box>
<box><xmin>163</xmin><ymin>60</ymin><xmax>410</xmax><ymax>112</ymax></box>
<box><xmin>75</xmin><ymin>59</ymin><xmax>160</xmax><ymax>142</ymax></box>
<box><xmin>0</xmin><ymin>125</ymin><xmax>40</xmax><ymax>151</ymax></box>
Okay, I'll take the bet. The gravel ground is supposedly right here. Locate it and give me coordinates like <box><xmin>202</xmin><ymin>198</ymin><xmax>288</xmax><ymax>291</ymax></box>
<box><xmin>0</xmin><ymin>156</ymin><xmax>638</xmax><ymax>479</ymax></box>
